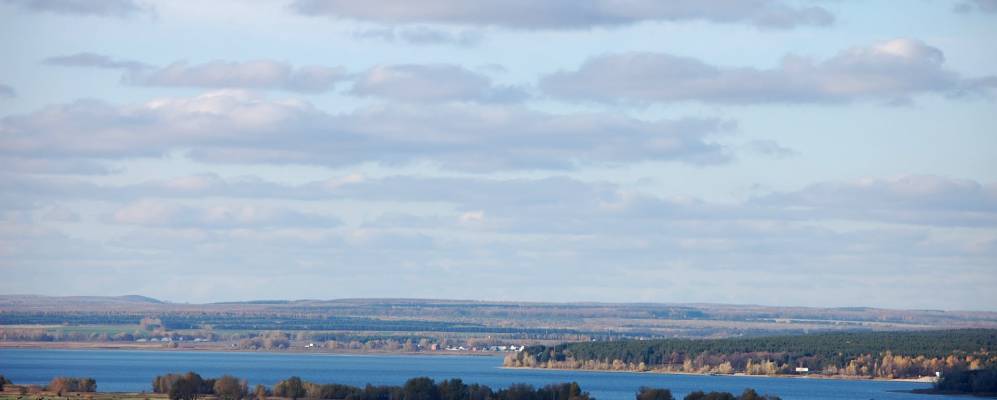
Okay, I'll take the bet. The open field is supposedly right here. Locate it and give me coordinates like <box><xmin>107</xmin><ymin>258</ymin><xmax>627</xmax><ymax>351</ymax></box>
<box><xmin>3</xmin><ymin>295</ymin><xmax>997</xmax><ymax>355</ymax></box>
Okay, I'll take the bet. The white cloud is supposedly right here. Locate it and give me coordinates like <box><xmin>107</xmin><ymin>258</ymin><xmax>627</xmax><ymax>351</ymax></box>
<box><xmin>289</xmin><ymin>0</ymin><xmax>833</xmax><ymax>30</ymax></box>
<box><xmin>128</xmin><ymin>60</ymin><xmax>348</xmax><ymax>93</ymax></box>
<box><xmin>0</xmin><ymin>84</ymin><xmax>15</xmax><ymax>98</ymax></box>
<box><xmin>954</xmin><ymin>0</ymin><xmax>997</xmax><ymax>14</ymax></box>
<box><xmin>351</xmin><ymin>64</ymin><xmax>527</xmax><ymax>103</ymax></box>
<box><xmin>540</xmin><ymin>39</ymin><xmax>996</xmax><ymax>104</ymax></box>
<box><xmin>0</xmin><ymin>90</ymin><xmax>731</xmax><ymax>172</ymax></box>
<box><xmin>43</xmin><ymin>52</ymin><xmax>150</xmax><ymax>70</ymax></box>
<box><xmin>752</xmin><ymin>175</ymin><xmax>997</xmax><ymax>227</ymax></box>
<box><xmin>8</xmin><ymin>172</ymin><xmax>996</xmax><ymax>229</ymax></box>
<box><xmin>110</xmin><ymin>200</ymin><xmax>342</xmax><ymax>229</ymax></box>
<box><xmin>1</xmin><ymin>0</ymin><xmax>151</xmax><ymax>17</ymax></box>
<box><xmin>4</xmin><ymin>172</ymin><xmax>996</xmax><ymax>308</ymax></box>
<box><xmin>353</xmin><ymin>26</ymin><xmax>483</xmax><ymax>47</ymax></box>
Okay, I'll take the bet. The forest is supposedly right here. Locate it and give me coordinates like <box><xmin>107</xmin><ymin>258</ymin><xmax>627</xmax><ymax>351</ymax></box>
<box><xmin>149</xmin><ymin>373</ymin><xmax>780</xmax><ymax>400</ymax></box>
<box><xmin>0</xmin><ymin>372</ymin><xmax>784</xmax><ymax>400</ymax></box>
<box><xmin>505</xmin><ymin>329</ymin><xmax>997</xmax><ymax>379</ymax></box>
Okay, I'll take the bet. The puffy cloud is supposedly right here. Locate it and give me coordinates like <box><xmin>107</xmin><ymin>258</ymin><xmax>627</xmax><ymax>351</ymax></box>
<box><xmin>540</xmin><ymin>39</ymin><xmax>996</xmax><ymax>104</ymax></box>
<box><xmin>0</xmin><ymin>84</ymin><xmax>14</xmax><ymax>98</ymax></box>
<box><xmin>289</xmin><ymin>0</ymin><xmax>833</xmax><ymax>30</ymax></box>
<box><xmin>954</xmin><ymin>0</ymin><xmax>997</xmax><ymax>14</ymax></box>
<box><xmin>44</xmin><ymin>54</ymin><xmax>522</xmax><ymax>98</ymax></box>
<box><xmin>742</xmin><ymin>140</ymin><xmax>796</xmax><ymax>158</ymax></box>
<box><xmin>351</xmin><ymin>64</ymin><xmax>527</xmax><ymax>103</ymax></box>
<box><xmin>8</xmin><ymin>172</ymin><xmax>996</xmax><ymax>229</ymax></box>
<box><xmin>752</xmin><ymin>175</ymin><xmax>997</xmax><ymax>227</ymax></box>
<box><xmin>0</xmin><ymin>90</ymin><xmax>731</xmax><ymax>171</ymax></box>
<box><xmin>353</xmin><ymin>26</ymin><xmax>483</xmax><ymax>46</ymax></box>
<box><xmin>43</xmin><ymin>52</ymin><xmax>150</xmax><ymax>70</ymax></box>
<box><xmin>1</xmin><ymin>0</ymin><xmax>150</xmax><ymax>17</ymax></box>
<box><xmin>43</xmin><ymin>54</ymin><xmax>346</xmax><ymax>93</ymax></box>
<box><xmin>4</xmin><ymin>172</ymin><xmax>995</xmax><ymax>307</ymax></box>
<box><xmin>110</xmin><ymin>200</ymin><xmax>341</xmax><ymax>229</ymax></box>
<box><xmin>128</xmin><ymin>60</ymin><xmax>348</xmax><ymax>93</ymax></box>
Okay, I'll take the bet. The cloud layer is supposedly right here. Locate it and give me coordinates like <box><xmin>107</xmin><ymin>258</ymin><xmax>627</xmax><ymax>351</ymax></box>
<box><xmin>541</xmin><ymin>39</ymin><xmax>996</xmax><ymax>104</ymax></box>
<box><xmin>0</xmin><ymin>90</ymin><xmax>731</xmax><ymax>172</ymax></box>
<box><xmin>43</xmin><ymin>52</ymin><xmax>151</xmax><ymax>70</ymax></box>
<box><xmin>289</xmin><ymin>0</ymin><xmax>833</xmax><ymax>29</ymax></box>
<box><xmin>4</xmin><ymin>172</ymin><xmax>994</xmax><ymax>306</ymax></box>
<box><xmin>351</xmin><ymin>64</ymin><xmax>527</xmax><ymax>102</ymax></box>
<box><xmin>353</xmin><ymin>26</ymin><xmax>484</xmax><ymax>47</ymax></box>
<box><xmin>1</xmin><ymin>0</ymin><xmax>149</xmax><ymax>17</ymax></box>
<box><xmin>0</xmin><ymin>84</ymin><xmax>14</xmax><ymax>98</ymax></box>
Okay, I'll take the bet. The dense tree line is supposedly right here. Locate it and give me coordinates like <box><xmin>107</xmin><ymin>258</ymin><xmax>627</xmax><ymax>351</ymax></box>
<box><xmin>933</xmin><ymin>368</ymin><xmax>997</xmax><ymax>395</ymax></box>
<box><xmin>47</xmin><ymin>377</ymin><xmax>97</xmax><ymax>394</ymax></box>
<box><xmin>646</xmin><ymin>387</ymin><xmax>781</xmax><ymax>400</ymax></box>
<box><xmin>270</xmin><ymin>376</ymin><xmax>591</xmax><ymax>400</ymax></box>
<box><xmin>6</xmin><ymin>372</ymin><xmax>785</xmax><ymax>400</ymax></box>
<box><xmin>507</xmin><ymin>329</ymin><xmax>997</xmax><ymax>379</ymax></box>
<box><xmin>153</xmin><ymin>372</ymin><xmax>247</xmax><ymax>400</ymax></box>
<box><xmin>0</xmin><ymin>312</ymin><xmax>582</xmax><ymax>335</ymax></box>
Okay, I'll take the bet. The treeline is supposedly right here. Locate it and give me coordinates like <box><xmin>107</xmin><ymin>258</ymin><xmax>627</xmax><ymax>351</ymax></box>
<box><xmin>0</xmin><ymin>376</ymin><xmax>95</xmax><ymax>395</ymax></box>
<box><xmin>506</xmin><ymin>329</ymin><xmax>997</xmax><ymax>379</ymax></box>
<box><xmin>932</xmin><ymin>368</ymin><xmax>997</xmax><ymax>395</ymax></box>
<box><xmin>151</xmin><ymin>373</ymin><xmax>781</xmax><ymax>400</ymax></box>
<box><xmin>636</xmin><ymin>387</ymin><xmax>779</xmax><ymax>400</ymax></box>
<box><xmin>152</xmin><ymin>373</ymin><xmax>592</xmax><ymax>400</ymax></box>
<box><xmin>153</xmin><ymin>372</ymin><xmax>248</xmax><ymax>400</ymax></box>
<box><xmin>0</xmin><ymin>311</ymin><xmax>584</xmax><ymax>336</ymax></box>
<box><xmin>47</xmin><ymin>377</ymin><xmax>97</xmax><ymax>394</ymax></box>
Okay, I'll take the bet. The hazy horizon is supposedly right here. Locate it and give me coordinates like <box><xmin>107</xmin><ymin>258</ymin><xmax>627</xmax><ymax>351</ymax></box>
<box><xmin>5</xmin><ymin>293</ymin><xmax>997</xmax><ymax>314</ymax></box>
<box><xmin>1</xmin><ymin>1</ymin><xmax>995</xmax><ymax>310</ymax></box>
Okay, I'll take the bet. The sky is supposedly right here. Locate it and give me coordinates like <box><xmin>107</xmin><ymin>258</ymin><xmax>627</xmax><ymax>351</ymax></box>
<box><xmin>0</xmin><ymin>0</ymin><xmax>996</xmax><ymax>310</ymax></box>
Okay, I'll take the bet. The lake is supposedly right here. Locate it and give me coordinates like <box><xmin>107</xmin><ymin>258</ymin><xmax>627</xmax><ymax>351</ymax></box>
<box><xmin>0</xmin><ymin>349</ymin><xmax>958</xmax><ymax>400</ymax></box>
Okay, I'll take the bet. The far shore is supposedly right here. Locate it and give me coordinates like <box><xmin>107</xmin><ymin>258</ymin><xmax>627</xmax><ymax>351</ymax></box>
<box><xmin>0</xmin><ymin>341</ymin><xmax>501</xmax><ymax>357</ymax></box>
<box><xmin>0</xmin><ymin>341</ymin><xmax>946</xmax><ymax>385</ymax></box>
<box><xmin>500</xmin><ymin>365</ymin><xmax>938</xmax><ymax>384</ymax></box>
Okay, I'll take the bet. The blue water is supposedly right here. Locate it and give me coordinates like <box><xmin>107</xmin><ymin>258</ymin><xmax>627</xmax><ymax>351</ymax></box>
<box><xmin>0</xmin><ymin>349</ymin><xmax>956</xmax><ymax>400</ymax></box>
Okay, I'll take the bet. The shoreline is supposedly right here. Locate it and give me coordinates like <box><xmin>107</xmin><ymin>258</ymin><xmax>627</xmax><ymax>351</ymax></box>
<box><xmin>500</xmin><ymin>366</ymin><xmax>937</xmax><ymax>384</ymax></box>
<box><xmin>0</xmin><ymin>341</ymin><xmax>501</xmax><ymax>357</ymax></box>
<box><xmin>0</xmin><ymin>342</ymin><xmax>947</xmax><ymax>385</ymax></box>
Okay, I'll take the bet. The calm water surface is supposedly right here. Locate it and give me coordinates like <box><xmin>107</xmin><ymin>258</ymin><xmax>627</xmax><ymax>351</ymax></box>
<box><xmin>0</xmin><ymin>349</ymin><xmax>958</xmax><ymax>400</ymax></box>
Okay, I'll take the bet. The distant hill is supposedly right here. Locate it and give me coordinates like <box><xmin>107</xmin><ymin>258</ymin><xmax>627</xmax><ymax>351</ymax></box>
<box><xmin>1</xmin><ymin>295</ymin><xmax>996</xmax><ymax>340</ymax></box>
<box><xmin>117</xmin><ymin>295</ymin><xmax>164</xmax><ymax>304</ymax></box>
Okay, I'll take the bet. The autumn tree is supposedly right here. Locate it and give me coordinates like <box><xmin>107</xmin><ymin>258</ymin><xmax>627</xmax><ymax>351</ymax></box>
<box><xmin>48</xmin><ymin>377</ymin><xmax>96</xmax><ymax>394</ymax></box>
<box><xmin>213</xmin><ymin>375</ymin><xmax>248</xmax><ymax>400</ymax></box>
<box><xmin>254</xmin><ymin>384</ymin><xmax>269</xmax><ymax>400</ymax></box>
<box><xmin>273</xmin><ymin>377</ymin><xmax>305</xmax><ymax>400</ymax></box>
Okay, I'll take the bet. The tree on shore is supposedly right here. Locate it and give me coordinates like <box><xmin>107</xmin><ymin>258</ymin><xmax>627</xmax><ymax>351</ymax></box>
<box><xmin>403</xmin><ymin>377</ymin><xmax>440</xmax><ymax>400</ymax></box>
<box><xmin>213</xmin><ymin>375</ymin><xmax>248</xmax><ymax>400</ymax></box>
<box><xmin>254</xmin><ymin>384</ymin><xmax>269</xmax><ymax>400</ymax></box>
<box><xmin>636</xmin><ymin>387</ymin><xmax>674</xmax><ymax>400</ymax></box>
<box><xmin>681</xmin><ymin>389</ymin><xmax>780</xmax><ymax>400</ymax></box>
<box><xmin>934</xmin><ymin>368</ymin><xmax>997</xmax><ymax>394</ymax></box>
<box><xmin>48</xmin><ymin>377</ymin><xmax>96</xmax><ymax>394</ymax></box>
<box><xmin>273</xmin><ymin>377</ymin><xmax>306</xmax><ymax>400</ymax></box>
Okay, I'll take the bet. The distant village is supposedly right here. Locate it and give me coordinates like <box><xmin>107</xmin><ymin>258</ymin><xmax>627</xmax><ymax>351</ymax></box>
<box><xmin>133</xmin><ymin>335</ymin><xmax>526</xmax><ymax>353</ymax></box>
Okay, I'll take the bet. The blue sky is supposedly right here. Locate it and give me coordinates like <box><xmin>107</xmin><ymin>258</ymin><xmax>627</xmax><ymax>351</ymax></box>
<box><xmin>1</xmin><ymin>0</ymin><xmax>995</xmax><ymax>310</ymax></box>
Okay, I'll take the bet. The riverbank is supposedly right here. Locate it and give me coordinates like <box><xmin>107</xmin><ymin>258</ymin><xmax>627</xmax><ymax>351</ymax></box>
<box><xmin>501</xmin><ymin>365</ymin><xmax>937</xmax><ymax>383</ymax></box>
<box><xmin>0</xmin><ymin>341</ymin><xmax>501</xmax><ymax>356</ymax></box>
<box><xmin>908</xmin><ymin>388</ymin><xmax>997</xmax><ymax>398</ymax></box>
